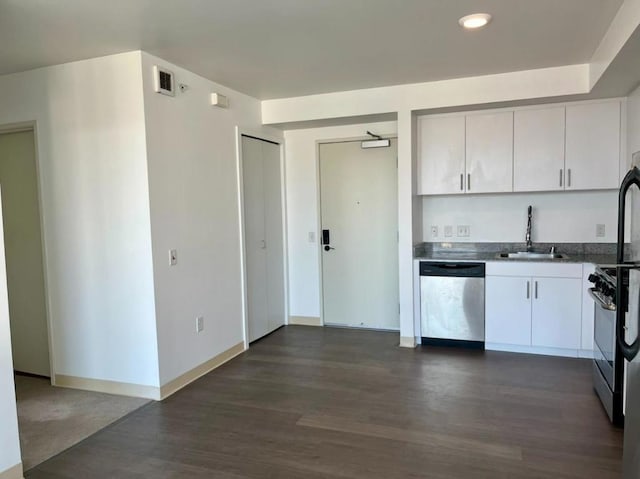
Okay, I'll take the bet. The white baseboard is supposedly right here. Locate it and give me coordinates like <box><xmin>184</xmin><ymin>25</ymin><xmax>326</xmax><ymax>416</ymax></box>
<box><xmin>0</xmin><ymin>463</ymin><xmax>23</xmax><ymax>479</ymax></box>
<box><xmin>399</xmin><ymin>336</ymin><xmax>417</xmax><ymax>348</ymax></box>
<box><xmin>159</xmin><ymin>341</ymin><xmax>245</xmax><ymax>400</ymax></box>
<box><xmin>54</xmin><ymin>374</ymin><xmax>161</xmax><ymax>400</ymax></box>
<box><xmin>288</xmin><ymin>316</ymin><xmax>322</xmax><ymax>326</ymax></box>
<box><xmin>55</xmin><ymin>342</ymin><xmax>247</xmax><ymax>402</ymax></box>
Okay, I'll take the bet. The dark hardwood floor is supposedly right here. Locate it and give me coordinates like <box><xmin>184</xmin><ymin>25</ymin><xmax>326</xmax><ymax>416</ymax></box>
<box><xmin>26</xmin><ymin>326</ymin><xmax>622</xmax><ymax>478</ymax></box>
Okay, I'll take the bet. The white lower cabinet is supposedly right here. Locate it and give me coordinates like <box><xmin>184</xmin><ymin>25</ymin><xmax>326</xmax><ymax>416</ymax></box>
<box><xmin>531</xmin><ymin>277</ymin><xmax>582</xmax><ymax>349</ymax></box>
<box><xmin>485</xmin><ymin>275</ymin><xmax>532</xmax><ymax>346</ymax></box>
<box><xmin>485</xmin><ymin>262</ymin><xmax>584</xmax><ymax>357</ymax></box>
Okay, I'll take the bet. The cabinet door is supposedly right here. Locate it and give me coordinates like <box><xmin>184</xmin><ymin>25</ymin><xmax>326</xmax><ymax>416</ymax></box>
<box><xmin>466</xmin><ymin>112</ymin><xmax>513</xmax><ymax>193</ymax></box>
<box><xmin>565</xmin><ymin>101</ymin><xmax>620</xmax><ymax>190</ymax></box>
<box><xmin>417</xmin><ymin>116</ymin><xmax>465</xmax><ymax>195</ymax></box>
<box><xmin>485</xmin><ymin>276</ymin><xmax>532</xmax><ymax>346</ymax></box>
<box><xmin>513</xmin><ymin>107</ymin><xmax>565</xmax><ymax>192</ymax></box>
<box><xmin>581</xmin><ymin>263</ymin><xmax>595</xmax><ymax>353</ymax></box>
<box><xmin>531</xmin><ymin>277</ymin><xmax>582</xmax><ymax>349</ymax></box>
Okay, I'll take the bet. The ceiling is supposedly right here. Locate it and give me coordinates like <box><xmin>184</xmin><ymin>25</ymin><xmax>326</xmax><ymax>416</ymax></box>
<box><xmin>0</xmin><ymin>0</ymin><xmax>624</xmax><ymax>100</ymax></box>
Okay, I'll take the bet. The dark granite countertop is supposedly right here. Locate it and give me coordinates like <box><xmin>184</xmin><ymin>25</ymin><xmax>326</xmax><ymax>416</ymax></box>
<box><xmin>413</xmin><ymin>242</ymin><xmax>618</xmax><ymax>266</ymax></box>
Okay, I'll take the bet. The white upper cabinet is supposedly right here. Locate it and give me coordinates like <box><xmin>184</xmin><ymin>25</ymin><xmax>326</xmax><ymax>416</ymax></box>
<box><xmin>465</xmin><ymin>111</ymin><xmax>514</xmax><ymax>193</ymax></box>
<box><xmin>565</xmin><ymin>101</ymin><xmax>621</xmax><ymax>190</ymax></box>
<box><xmin>417</xmin><ymin>116</ymin><xmax>465</xmax><ymax>195</ymax></box>
<box><xmin>417</xmin><ymin>99</ymin><xmax>622</xmax><ymax>196</ymax></box>
<box><xmin>513</xmin><ymin>107</ymin><xmax>566</xmax><ymax>192</ymax></box>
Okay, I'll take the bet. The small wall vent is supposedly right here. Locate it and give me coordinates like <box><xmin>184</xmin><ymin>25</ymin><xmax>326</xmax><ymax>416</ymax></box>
<box><xmin>153</xmin><ymin>65</ymin><xmax>175</xmax><ymax>97</ymax></box>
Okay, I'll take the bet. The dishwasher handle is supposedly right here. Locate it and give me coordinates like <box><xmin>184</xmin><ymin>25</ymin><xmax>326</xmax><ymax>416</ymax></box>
<box><xmin>419</xmin><ymin>262</ymin><xmax>485</xmax><ymax>278</ymax></box>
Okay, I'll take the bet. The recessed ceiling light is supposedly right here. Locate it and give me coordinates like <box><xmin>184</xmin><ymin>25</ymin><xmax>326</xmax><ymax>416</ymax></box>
<box><xmin>459</xmin><ymin>13</ymin><xmax>492</xmax><ymax>29</ymax></box>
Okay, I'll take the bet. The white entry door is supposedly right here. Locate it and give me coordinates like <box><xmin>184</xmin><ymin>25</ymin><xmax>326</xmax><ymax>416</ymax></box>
<box><xmin>242</xmin><ymin>135</ymin><xmax>285</xmax><ymax>342</ymax></box>
<box><xmin>319</xmin><ymin>139</ymin><xmax>399</xmax><ymax>330</ymax></box>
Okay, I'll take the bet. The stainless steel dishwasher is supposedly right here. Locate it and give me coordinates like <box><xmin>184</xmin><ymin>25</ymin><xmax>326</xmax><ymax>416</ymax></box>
<box><xmin>420</xmin><ymin>262</ymin><xmax>485</xmax><ymax>348</ymax></box>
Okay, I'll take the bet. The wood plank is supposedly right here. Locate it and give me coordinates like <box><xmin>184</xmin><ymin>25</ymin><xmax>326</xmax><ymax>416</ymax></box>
<box><xmin>25</xmin><ymin>326</ymin><xmax>623</xmax><ymax>478</ymax></box>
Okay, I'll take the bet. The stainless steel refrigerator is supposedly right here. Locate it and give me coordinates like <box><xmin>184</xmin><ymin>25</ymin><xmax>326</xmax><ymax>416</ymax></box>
<box><xmin>621</xmin><ymin>153</ymin><xmax>640</xmax><ymax>478</ymax></box>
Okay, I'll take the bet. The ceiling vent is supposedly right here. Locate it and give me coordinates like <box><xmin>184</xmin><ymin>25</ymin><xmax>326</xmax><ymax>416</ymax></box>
<box><xmin>153</xmin><ymin>65</ymin><xmax>175</xmax><ymax>97</ymax></box>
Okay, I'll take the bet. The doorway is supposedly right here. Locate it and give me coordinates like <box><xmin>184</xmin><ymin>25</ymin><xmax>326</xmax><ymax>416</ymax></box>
<box><xmin>319</xmin><ymin>138</ymin><xmax>399</xmax><ymax>330</ymax></box>
<box><xmin>0</xmin><ymin>130</ymin><xmax>50</xmax><ymax>377</ymax></box>
<box><xmin>241</xmin><ymin>135</ymin><xmax>286</xmax><ymax>343</ymax></box>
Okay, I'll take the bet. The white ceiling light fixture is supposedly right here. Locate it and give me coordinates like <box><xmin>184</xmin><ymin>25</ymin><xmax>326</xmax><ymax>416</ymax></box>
<box><xmin>458</xmin><ymin>13</ymin><xmax>492</xmax><ymax>30</ymax></box>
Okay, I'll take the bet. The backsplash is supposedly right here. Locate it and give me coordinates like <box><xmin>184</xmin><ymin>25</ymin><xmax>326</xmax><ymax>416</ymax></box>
<box><xmin>421</xmin><ymin>190</ymin><xmax>619</xmax><ymax>243</ymax></box>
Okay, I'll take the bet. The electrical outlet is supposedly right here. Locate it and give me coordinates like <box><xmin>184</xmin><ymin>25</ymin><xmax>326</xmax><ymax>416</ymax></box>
<box><xmin>444</xmin><ymin>225</ymin><xmax>453</xmax><ymax>238</ymax></box>
<box><xmin>457</xmin><ymin>225</ymin><xmax>470</xmax><ymax>237</ymax></box>
<box><xmin>596</xmin><ymin>224</ymin><xmax>606</xmax><ymax>238</ymax></box>
<box><xmin>308</xmin><ymin>231</ymin><xmax>316</xmax><ymax>243</ymax></box>
<box><xmin>169</xmin><ymin>249</ymin><xmax>177</xmax><ymax>266</ymax></box>
<box><xmin>430</xmin><ymin>225</ymin><xmax>438</xmax><ymax>238</ymax></box>
<box><xmin>196</xmin><ymin>316</ymin><xmax>204</xmax><ymax>333</ymax></box>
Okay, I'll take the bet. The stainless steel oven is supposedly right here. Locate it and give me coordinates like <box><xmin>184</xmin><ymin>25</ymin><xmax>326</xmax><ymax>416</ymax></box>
<box><xmin>589</xmin><ymin>266</ymin><xmax>626</xmax><ymax>425</ymax></box>
<box><xmin>591</xmin><ymin>288</ymin><xmax>616</xmax><ymax>390</ymax></box>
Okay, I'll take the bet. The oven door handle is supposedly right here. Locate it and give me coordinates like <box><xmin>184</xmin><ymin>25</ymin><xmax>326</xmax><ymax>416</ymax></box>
<box><xmin>588</xmin><ymin>288</ymin><xmax>616</xmax><ymax>311</ymax></box>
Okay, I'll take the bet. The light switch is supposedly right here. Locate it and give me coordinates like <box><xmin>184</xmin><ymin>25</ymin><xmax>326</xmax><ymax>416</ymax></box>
<box><xmin>169</xmin><ymin>249</ymin><xmax>177</xmax><ymax>266</ymax></box>
<box><xmin>596</xmin><ymin>224</ymin><xmax>606</xmax><ymax>238</ymax></box>
<box><xmin>444</xmin><ymin>225</ymin><xmax>453</xmax><ymax>238</ymax></box>
<box><xmin>308</xmin><ymin>231</ymin><xmax>316</xmax><ymax>243</ymax></box>
<box><xmin>196</xmin><ymin>316</ymin><xmax>204</xmax><ymax>333</ymax></box>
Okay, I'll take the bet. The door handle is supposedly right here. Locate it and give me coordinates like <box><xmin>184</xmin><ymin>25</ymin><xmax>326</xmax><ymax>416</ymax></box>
<box><xmin>559</xmin><ymin>169</ymin><xmax>563</xmax><ymax>187</ymax></box>
<box><xmin>534</xmin><ymin>281</ymin><xmax>538</xmax><ymax>299</ymax></box>
<box><xmin>615</xmin><ymin>167</ymin><xmax>640</xmax><ymax>361</ymax></box>
<box><xmin>526</xmin><ymin>281</ymin><xmax>530</xmax><ymax>299</ymax></box>
<box><xmin>567</xmin><ymin>169</ymin><xmax>572</xmax><ymax>187</ymax></box>
<box><xmin>460</xmin><ymin>173</ymin><xmax>464</xmax><ymax>191</ymax></box>
<box><xmin>324</xmin><ymin>245</ymin><xmax>335</xmax><ymax>252</ymax></box>
<box><xmin>467</xmin><ymin>173</ymin><xmax>471</xmax><ymax>191</ymax></box>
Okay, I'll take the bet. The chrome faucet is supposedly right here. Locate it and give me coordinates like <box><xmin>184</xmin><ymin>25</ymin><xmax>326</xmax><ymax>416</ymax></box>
<box><xmin>526</xmin><ymin>205</ymin><xmax>533</xmax><ymax>252</ymax></box>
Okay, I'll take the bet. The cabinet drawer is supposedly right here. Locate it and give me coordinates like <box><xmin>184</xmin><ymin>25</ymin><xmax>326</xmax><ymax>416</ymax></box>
<box><xmin>485</xmin><ymin>261</ymin><xmax>582</xmax><ymax>278</ymax></box>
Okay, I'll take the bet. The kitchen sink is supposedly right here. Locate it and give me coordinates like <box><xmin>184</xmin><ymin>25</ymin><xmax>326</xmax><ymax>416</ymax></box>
<box><xmin>496</xmin><ymin>251</ymin><xmax>569</xmax><ymax>260</ymax></box>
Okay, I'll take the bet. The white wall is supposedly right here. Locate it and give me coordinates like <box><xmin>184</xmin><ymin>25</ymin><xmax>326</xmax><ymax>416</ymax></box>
<box><xmin>0</xmin><ymin>52</ymin><xmax>160</xmax><ymax>387</ymax></box>
<box><xmin>284</xmin><ymin>121</ymin><xmax>397</xmax><ymax>319</ymax></box>
<box><xmin>0</xmin><ymin>194</ymin><xmax>22</xmax><ymax>479</ymax></box>
<box><xmin>140</xmin><ymin>52</ymin><xmax>282</xmax><ymax>385</ymax></box>
<box><xmin>422</xmin><ymin>191</ymin><xmax>618</xmax><ymax>243</ymax></box>
<box><xmin>0</xmin><ymin>131</ymin><xmax>50</xmax><ymax>377</ymax></box>
<box><xmin>628</xmin><ymin>83</ymin><xmax>640</xmax><ymax>159</ymax></box>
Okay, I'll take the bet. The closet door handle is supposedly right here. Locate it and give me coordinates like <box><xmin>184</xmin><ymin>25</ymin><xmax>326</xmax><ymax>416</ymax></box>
<box><xmin>467</xmin><ymin>173</ymin><xmax>471</xmax><ymax>191</ymax></box>
<box><xmin>460</xmin><ymin>173</ymin><xmax>464</xmax><ymax>191</ymax></box>
<box><xmin>567</xmin><ymin>169</ymin><xmax>572</xmax><ymax>187</ymax></box>
<box><xmin>559</xmin><ymin>169</ymin><xmax>563</xmax><ymax>187</ymax></box>
<box><xmin>526</xmin><ymin>281</ymin><xmax>530</xmax><ymax>299</ymax></box>
<box><xmin>534</xmin><ymin>281</ymin><xmax>538</xmax><ymax>299</ymax></box>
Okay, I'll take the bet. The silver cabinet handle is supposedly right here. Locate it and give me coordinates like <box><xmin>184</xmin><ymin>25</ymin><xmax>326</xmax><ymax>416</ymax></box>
<box><xmin>534</xmin><ymin>281</ymin><xmax>538</xmax><ymax>299</ymax></box>
<box><xmin>467</xmin><ymin>173</ymin><xmax>471</xmax><ymax>191</ymax></box>
<box><xmin>567</xmin><ymin>169</ymin><xmax>571</xmax><ymax>187</ymax></box>
<box><xmin>559</xmin><ymin>169</ymin><xmax>563</xmax><ymax>187</ymax></box>
<box><xmin>460</xmin><ymin>173</ymin><xmax>464</xmax><ymax>191</ymax></box>
<box><xmin>526</xmin><ymin>281</ymin><xmax>530</xmax><ymax>299</ymax></box>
